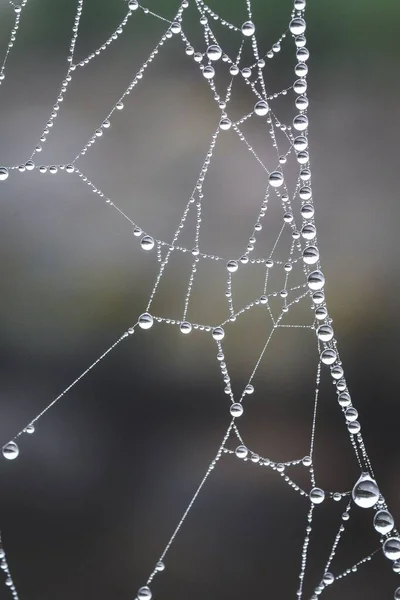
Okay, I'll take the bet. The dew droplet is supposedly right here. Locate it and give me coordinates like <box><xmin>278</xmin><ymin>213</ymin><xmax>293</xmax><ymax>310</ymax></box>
<box><xmin>206</xmin><ymin>44</ymin><xmax>222</xmax><ymax>61</ymax></box>
<box><xmin>254</xmin><ymin>100</ymin><xmax>269</xmax><ymax>116</ymax></box>
<box><xmin>323</xmin><ymin>573</ymin><xmax>334</xmax><ymax>585</ymax></box>
<box><xmin>374</xmin><ymin>510</ymin><xmax>394</xmax><ymax>535</ymax></box>
<box><xmin>141</xmin><ymin>235</ymin><xmax>154</xmax><ymax>251</ymax></box>
<box><xmin>0</xmin><ymin>167</ymin><xmax>9</xmax><ymax>181</ymax></box>
<box><xmin>310</xmin><ymin>487</ymin><xmax>325</xmax><ymax>504</ymax></box>
<box><xmin>293</xmin><ymin>114</ymin><xmax>308</xmax><ymax>131</ymax></box>
<box><xmin>219</xmin><ymin>117</ymin><xmax>232</xmax><ymax>131</ymax></box>
<box><xmin>269</xmin><ymin>171</ymin><xmax>284</xmax><ymax>187</ymax></box>
<box><xmin>138</xmin><ymin>313</ymin><xmax>153</xmax><ymax>330</ymax></box>
<box><xmin>395</xmin><ymin>587</ymin><xmax>400</xmax><ymax>600</ymax></box>
<box><xmin>203</xmin><ymin>66</ymin><xmax>215</xmax><ymax>79</ymax></box>
<box><xmin>347</xmin><ymin>420</ymin><xmax>361</xmax><ymax>434</ymax></box>
<box><xmin>180</xmin><ymin>321</ymin><xmax>192</xmax><ymax>334</ymax></box>
<box><xmin>383</xmin><ymin>538</ymin><xmax>400</xmax><ymax>561</ymax></box>
<box><xmin>393</xmin><ymin>561</ymin><xmax>400</xmax><ymax>574</ymax></box>
<box><xmin>302</xmin><ymin>456</ymin><xmax>312</xmax><ymax>466</ymax></box>
<box><xmin>294</xmin><ymin>135</ymin><xmax>308</xmax><ymax>151</ymax></box>
<box><xmin>24</xmin><ymin>424</ymin><xmax>35</xmax><ymax>434</ymax></box>
<box><xmin>235</xmin><ymin>445</ymin><xmax>248</xmax><ymax>458</ymax></box>
<box><xmin>156</xmin><ymin>560</ymin><xmax>165</xmax><ymax>571</ymax></box>
<box><xmin>290</xmin><ymin>17</ymin><xmax>306</xmax><ymax>35</ymax></box>
<box><xmin>294</xmin><ymin>79</ymin><xmax>307</xmax><ymax>94</ymax></box>
<box><xmin>316</xmin><ymin>324</ymin><xmax>334</xmax><ymax>342</ymax></box>
<box><xmin>301</xmin><ymin>203</ymin><xmax>314</xmax><ymax>219</ymax></box>
<box><xmin>307</xmin><ymin>270</ymin><xmax>325</xmax><ymax>290</ymax></box>
<box><xmin>2</xmin><ymin>442</ymin><xmax>19</xmax><ymax>460</ymax></box>
<box><xmin>338</xmin><ymin>392</ymin><xmax>351</xmax><ymax>407</ymax></box>
<box><xmin>170</xmin><ymin>22</ymin><xmax>181</xmax><ymax>34</ymax></box>
<box><xmin>352</xmin><ymin>472</ymin><xmax>380</xmax><ymax>508</ymax></box>
<box><xmin>128</xmin><ymin>0</ymin><xmax>139</xmax><ymax>10</ymax></box>
<box><xmin>227</xmin><ymin>260</ymin><xmax>238</xmax><ymax>273</ymax></box>
<box><xmin>303</xmin><ymin>246</ymin><xmax>319</xmax><ymax>265</ymax></box>
<box><xmin>241</xmin><ymin>21</ymin><xmax>255</xmax><ymax>36</ymax></box>
<box><xmin>230</xmin><ymin>403</ymin><xmax>243</xmax><ymax>417</ymax></box>
<box><xmin>345</xmin><ymin>407</ymin><xmax>358</xmax><ymax>422</ymax></box>
<box><xmin>245</xmin><ymin>384</ymin><xmax>254</xmax><ymax>394</ymax></box>
<box><xmin>320</xmin><ymin>349</ymin><xmax>337</xmax><ymax>365</ymax></box>
<box><xmin>137</xmin><ymin>586</ymin><xmax>152</xmax><ymax>600</ymax></box>
<box><xmin>212</xmin><ymin>327</ymin><xmax>225</xmax><ymax>341</ymax></box>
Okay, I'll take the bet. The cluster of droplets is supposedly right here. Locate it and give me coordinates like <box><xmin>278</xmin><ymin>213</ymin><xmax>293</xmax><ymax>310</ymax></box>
<box><xmin>0</xmin><ymin>540</ymin><xmax>19</xmax><ymax>600</ymax></box>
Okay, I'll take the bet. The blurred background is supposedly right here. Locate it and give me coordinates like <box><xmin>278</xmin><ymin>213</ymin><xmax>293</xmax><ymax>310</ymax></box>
<box><xmin>0</xmin><ymin>0</ymin><xmax>399</xmax><ymax>598</ymax></box>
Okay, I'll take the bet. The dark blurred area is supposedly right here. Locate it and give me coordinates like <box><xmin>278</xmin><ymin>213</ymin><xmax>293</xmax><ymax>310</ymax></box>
<box><xmin>0</xmin><ymin>0</ymin><xmax>400</xmax><ymax>599</ymax></box>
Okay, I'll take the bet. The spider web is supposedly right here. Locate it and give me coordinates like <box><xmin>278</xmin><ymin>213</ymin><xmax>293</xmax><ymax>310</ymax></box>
<box><xmin>0</xmin><ymin>0</ymin><xmax>399</xmax><ymax>599</ymax></box>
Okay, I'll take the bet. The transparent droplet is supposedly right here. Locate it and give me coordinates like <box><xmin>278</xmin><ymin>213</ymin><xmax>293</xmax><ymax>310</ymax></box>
<box><xmin>212</xmin><ymin>327</ymin><xmax>225</xmax><ymax>341</ymax></box>
<box><xmin>206</xmin><ymin>44</ymin><xmax>222</xmax><ymax>61</ymax></box>
<box><xmin>302</xmin><ymin>455</ymin><xmax>312</xmax><ymax>466</ymax></box>
<box><xmin>245</xmin><ymin>384</ymin><xmax>254</xmax><ymax>394</ymax></box>
<box><xmin>269</xmin><ymin>171</ymin><xmax>284</xmax><ymax>187</ymax></box>
<box><xmin>0</xmin><ymin>167</ymin><xmax>9</xmax><ymax>181</ymax></box>
<box><xmin>138</xmin><ymin>313</ymin><xmax>154</xmax><ymax>330</ymax></box>
<box><xmin>227</xmin><ymin>260</ymin><xmax>238</xmax><ymax>273</ymax></box>
<box><xmin>345</xmin><ymin>407</ymin><xmax>358</xmax><ymax>422</ymax></box>
<box><xmin>316</xmin><ymin>324</ymin><xmax>334</xmax><ymax>342</ymax></box>
<box><xmin>395</xmin><ymin>586</ymin><xmax>400</xmax><ymax>600</ymax></box>
<box><xmin>137</xmin><ymin>586</ymin><xmax>152</xmax><ymax>600</ymax></box>
<box><xmin>347</xmin><ymin>420</ymin><xmax>361</xmax><ymax>434</ymax></box>
<box><xmin>323</xmin><ymin>573</ymin><xmax>334</xmax><ymax>585</ymax></box>
<box><xmin>374</xmin><ymin>510</ymin><xmax>394</xmax><ymax>535</ymax></box>
<box><xmin>342</xmin><ymin>511</ymin><xmax>350</xmax><ymax>521</ymax></box>
<box><xmin>133</xmin><ymin>226</ymin><xmax>142</xmax><ymax>237</ymax></box>
<box><xmin>294</xmin><ymin>135</ymin><xmax>308</xmax><ymax>151</ymax></box>
<box><xmin>315</xmin><ymin>306</ymin><xmax>328</xmax><ymax>320</ymax></box>
<box><xmin>299</xmin><ymin>186</ymin><xmax>312</xmax><ymax>200</ymax></box>
<box><xmin>307</xmin><ymin>270</ymin><xmax>325</xmax><ymax>290</ymax></box>
<box><xmin>235</xmin><ymin>445</ymin><xmax>248</xmax><ymax>459</ymax></box>
<box><xmin>333</xmin><ymin>492</ymin><xmax>341</xmax><ymax>501</ymax></box>
<box><xmin>203</xmin><ymin>65</ymin><xmax>215</xmax><ymax>79</ymax></box>
<box><xmin>310</xmin><ymin>487</ymin><xmax>325</xmax><ymax>504</ymax></box>
<box><xmin>293</xmin><ymin>114</ymin><xmax>308</xmax><ymax>131</ymax></box>
<box><xmin>393</xmin><ymin>561</ymin><xmax>400</xmax><ymax>574</ymax></box>
<box><xmin>303</xmin><ymin>246</ymin><xmax>319</xmax><ymax>265</ymax></box>
<box><xmin>301</xmin><ymin>203</ymin><xmax>314</xmax><ymax>219</ymax></box>
<box><xmin>23</xmin><ymin>424</ymin><xmax>35</xmax><ymax>434</ymax></box>
<box><xmin>2</xmin><ymin>442</ymin><xmax>19</xmax><ymax>460</ymax></box>
<box><xmin>230</xmin><ymin>403</ymin><xmax>243</xmax><ymax>417</ymax></box>
<box><xmin>241</xmin><ymin>67</ymin><xmax>252</xmax><ymax>79</ymax></box>
<box><xmin>383</xmin><ymin>538</ymin><xmax>400</xmax><ymax>561</ymax></box>
<box><xmin>128</xmin><ymin>0</ymin><xmax>139</xmax><ymax>9</ymax></box>
<box><xmin>290</xmin><ymin>17</ymin><xmax>306</xmax><ymax>35</ymax></box>
<box><xmin>141</xmin><ymin>235</ymin><xmax>154</xmax><ymax>251</ymax></box>
<box><xmin>331</xmin><ymin>364</ymin><xmax>344</xmax><ymax>379</ymax></box>
<box><xmin>320</xmin><ymin>349</ymin><xmax>337</xmax><ymax>365</ymax></box>
<box><xmin>301</xmin><ymin>224</ymin><xmax>316</xmax><ymax>240</ymax></box>
<box><xmin>338</xmin><ymin>392</ymin><xmax>351</xmax><ymax>407</ymax></box>
<box><xmin>229</xmin><ymin>64</ymin><xmax>239</xmax><ymax>76</ymax></box>
<box><xmin>180</xmin><ymin>321</ymin><xmax>192</xmax><ymax>334</ymax></box>
<box><xmin>241</xmin><ymin>21</ymin><xmax>255</xmax><ymax>36</ymax></box>
<box><xmin>352</xmin><ymin>472</ymin><xmax>380</xmax><ymax>508</ymax></box>
<box><xmin>170</xmin><ymin>22</ymin><xmax>181</xmax><ymax>34</ymax></box>
<box><xmin>155</xmin><ymin>560</ymin><xmax>165</xmax><ymax>571</ymax></box>
<box><xmin>219</xmin><ymin>117</ymin><xmax>232</xmax><ymax>131</ymax></box>
<box><xmin>254</xmin><ymin>100</ymin><xmax>269</xmax><ymax>116</ymax></box>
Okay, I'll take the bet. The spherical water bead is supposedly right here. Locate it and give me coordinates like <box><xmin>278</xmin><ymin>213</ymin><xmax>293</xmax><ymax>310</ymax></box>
<box><xmin>230</xmin><ymin>403</ymin><xmax>243</xmax><ymax>417</ymax></box>
<box><xmin>206</xmin><ymin>44</ymin><xmax>222</xmax><ymax>61</ymax></box>
<box><xmin>24</xmin><ymin>424</ymin><xmax>35</xmax><ymax>434</ymax></box>
<box><xmin>141</xmin><ymin>235</ymin><xmax>154</xmax><ymax>251</ymax></box>
<box><xmin>294</xmin><ymin>0</ymin><xmax>306</xmax><ymax>8</ymax></box>
<box><xmin>293</xmin><ymin>114</ymin><xmax>308</xmax><ymax>131</ymax></box>
<box><xmin>310</xmin><ymin>487</ymin><xmax>325</xmax><ymax>504</ymax></box>
<box><xmin>180</xmin><ymin>321</ymin><xmax>192</xmax><ymax>334</ymax></box>
<box><xmin>342</xmin><ymin>511</ymin><xmax>350</xmax><ymax>521</ymax></box>
<box><xmin>269</xmin><ymin>171</ymin><xmax>284</xmax><ymax>187</ymax></box>
<box><xmin>337</xmin><ymin>393</ymin><xmax>351</xmax><ymax>408</ymax></box>
<box><xmin>227</xmin><ymin>260</ymin><xmax>238</xmax><ymax>273</ymax></box>
<box><xmin>219</xmin><ymin>117</ymin><xmax>232</xmax><ymax>131</ymax></box>
<box><xmin>345</xmin><ymin>407</ymin><xmax>358</xmax><ymax>422</ymax></box>
<box><xmin>297</xmin><ymin>151</ymin><xmax>309</xmax><ymax>164</ymax></box>
<box><xmin>312</xmin><ymin>291</ymin><xmax>325</xmax><ymax>304</ymax></box>
<box><xmin>241</xmin><ymin>21</ymin><xmax>255</xmax><ymax>36</ymax></box>
<box><xmin>323</xmin><ymin>573</ymin><xmax>334</xmax><ymax>585</ymax></box>
<box><xmin>297</xmin><ymin>47</ymin><xmax>310</xmax><ymax>62</ymax></box>
<box><xmin>290</xmin><ymin>18</ymin><xmax>306</xmax><ymax>35</ymax></box>
<box><xmin>241</xmin><ymin>67</ymin><xmax>251</xmax><ymax>79</ymax></box>
<box><xmin>316</xmin><ymin>324</ymin><xmax>334</xmax><ymax>342</ymax></box>
<box><xmin>348</xmin><ymin>421</ymin><xmax>361</xmax><ymax>434</ymax></box>
<box><xmin>138</xmin><ymin>313</ymin><xmax>154</xmax><ymax>330</ymax></box>
<box><xmin>395</xmin><ymin>587</ymin><xmax>400</xmax><ymax>600</ymax></box>
<box><xmin>302</xmin><ymin>456</ymin><xmax>312</xmax><ymax>466</ymax></box>
<box><xmin>333</xmin><ymin>492</ymin><xmax>341</xmax><ymax>502</ymax></box>
<box><xmin>254</xmin><ymin>100</ymin><xmax>269</xmax><ymax>116</ymax></box>
<box><xmin>0</xmin><ymin>167</ymin><xmax>9</xmax><ymax>181</ymax></box>
<box><xmin>156</xmin><ymin>560</ymin><xmax>165</xmax><ymax>571</ymax></box>
<box><xmin>393</xmin><ymin>561</ymin><xmax>400</xmax><ymax>573</ymax></box>
<box><xmin>383</xmin><ymin>538</ymin><xmax>400</xmax><ymax>561</ymax></box>
<box><xmin>315</xmin><ymin>306</ymin><xmax>328</xmax><ymax>320</ymax></box>
<box><xmin>229</xmin><ymin>65</ymin><xmax>239</xmax><ymax>76</ymax></box>
<box><xmin>307</xmin><ymin>270</ymin><xmax>325</xmax><ymax>291</ymax></box>
<box><xmin>303</xmin><ymin>246</ymin><xmax>319</xmax><ymax>265</ymax></box>
<box><xmin>128</xmin><ymin>0</ymin><xmax>139</xmax><ymax>9</ymax></box>
<box><xmin>212</xmin><ymin>327</ymin><xmax>225</xmax><ymax>341</ymax></box>
<box><xmin>245</xmin><ymin>384</ymin><xmax>254</xmax><ymax>394</ymax></box>
<box><xmin>352</xmin><ymin>472</ymin><xmax>380</xmax><ymax>508</ymax></box>
<box><xmin>170</xmin><ymin>22</ymin><xmax>181</xmax><ymax>34</ymax></box>
<box><xmin>294</xmin><ymin>80</ymin><xmax>308</xmax><ymax>97</ymax></box>
<box><xmin>302</xmin><ymin>224</ymin><xmax>316</xmax><ymax>239</ymax></box>
<box><xmin>321</xmin><ymin>349</ymin><xmax>337</xmax><ymax>365</ymax></box>
<box><xmin>294</xmin><ymin>136</ymin><xmax>308</xmax><ymax>152</ymax></box>
<box><xmin>203</xmin><ymin>66</ymin><xmax>215</xmax><ymax>79</ymax></box>
<box><xmin>374</xmin><ymin>510</ymin><xmax>395</xmax><ymax>535</ymax></box>
<box><xmin>331</xmin><ymin>365</ymin><xmax>344</xmax><ymax>379</ymax></box>
<box><xmin>138</xmin><ymin>586</ymin><xmax>152</xmax><ymax>599</ymax></box>
<box><xmin>2</xmin><ymin>441</ymin><xmax>19</xmax><ymax>460</ymax></box>
<box><xmin>301</xmin><ymin>203</ymin><xmax>314</xmax><ymax>219</ymax></box>
<box><xmin>133</xmin><ymin>226</ymin><xmax>142</xmax><ymax>237</ymax></box>
<box><xmin>235</xmin><ymin>445</ymin><xmax>248</xmax><ymax>459</ymax></box>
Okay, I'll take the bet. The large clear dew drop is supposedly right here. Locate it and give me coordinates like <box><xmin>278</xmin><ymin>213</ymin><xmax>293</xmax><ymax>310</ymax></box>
<box><xmin>138</xmin><ymin>313</ymin><xmax>154</xmax><ymax>330</ymax></box>
<box><xmin>352</xmin><ymin>473</ymin><xmax>380</xmax><ymax>508</ymax></box>
<box><xmin>2</xmin><ymin>441</ymin><xmax>19</xmax><ymax>460</ymax></box>
<box><xmin>374</xmin><ymin>510</ymin><xmax>394</xmax><ymax>535</ymax></box>
<box><xmin>0</xmin><ymin>167</ymin><xmax>9</xmax><ymax>181</ymax></box>
<box><xmin>383</xmin><ymin>538</ymin><xmax>400</xmax><ymax>561</ymax></box>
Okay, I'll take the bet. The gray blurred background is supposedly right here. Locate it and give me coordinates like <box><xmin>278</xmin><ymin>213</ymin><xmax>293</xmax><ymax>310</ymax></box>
<box><xmin>0</xmin><ymin>0</ymin><xmax>399</xmax><ymax>598</ymax></box>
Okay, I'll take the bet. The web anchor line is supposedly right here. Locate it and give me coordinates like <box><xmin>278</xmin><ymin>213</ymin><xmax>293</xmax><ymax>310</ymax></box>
<box><xmin>0</xmin><ymin>0</ymin><xmax>400</xmax><ymax>599</ymax></box>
